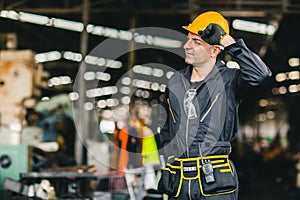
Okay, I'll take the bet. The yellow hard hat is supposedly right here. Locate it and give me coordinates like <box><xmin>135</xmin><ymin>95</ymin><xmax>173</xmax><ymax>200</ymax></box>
<box><xmin>182</xmin><ymin>11</ymin><xmax>230</xmax><ymax>36</ymax></box>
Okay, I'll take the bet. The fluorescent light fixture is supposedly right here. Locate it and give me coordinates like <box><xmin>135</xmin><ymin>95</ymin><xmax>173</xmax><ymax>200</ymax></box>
<box><xmin>19</xmin><ymin>12</ymin><xmax>49</xmax><ymax>25</ymax></box>
<box><xmin>35</xmin><ymin>51</ymin><xmax>61</xmax><ymax>63</ymax></box>
<box><xmin>278</xmin><ymin>86</ymin><xmax>287</xmax><ymax>94</ymax></box>
<box><xmin>288</xmin><ymin>57</ymin><xmax>300</xmax><ymax>67</ymax></box>
<box><xmin>106</xmin><ymin>98</ymin><xmax>119</xmax><ymax>107</ymax></box>
<box><xmin>151</xmin><ymin>82</ymin><xmax>160</xmax><ymax>91</ymax></box>
<box><xmin>68</xmin><ymin>92</ymin><xmax>79</xmax><ymax>101</ymax></box>
<box><xmin>85</xmin><ymin>55</ymin><xmax>123</xmax><ymax>69</ymax></box>
<box><xmin>105</xmin><ymin>59</ymin><xmax>122</xmax><ymax>69</ymax></box>
<box><xmin>121</xmin><ymin>96</ymin><xmax>131</xmax><ymax>105</ymax></box>
<box><xmin>232</xmin><ymin>19</ymin><xmax>276</xmax><ymax>35</ymax></box>
<box><xmin>288</xmin><ymin>71</ymin><xmax>300</xmax><ymax>80</ymax></box>
<box><xmin>63</xmin><ymin>51</ymin><xmax>82</xmax><ymax>62</ymax></box>
<box><xmin>121</xmin><ymin>77</ymin><xmax>131</xmax><ymax>85</ymax></box>
<box><xmin>275</xmin><ymin>73</ymin><xmax>287</xmax><ymax>82</ymax></box>
<box><xmin>288</xmin><ymin>84</ymin><xmax>298</xmax><ymax>93</ymax></box>
<box><xmin>87</xmin><ymin>24</ymin><xmax>182</xmax><ymax>48</ymax></box>
<box><xmin>84</xmin><ymin>72</ymin><xmax>96</xmax><ymax>81</ymax></box>
<box><xmin>48</xmin><ymin>76</ymin><xmax>72</xmax><ymax>87</ymax></box>
<box><xmin>134</xmin><ymin>33</ymin><xmax>182</xmax><ymax>48</ymax></box>
<box><xmin>97</xmin><ymin>100</ymin><xmax>106</xmax><ymax>108</ymax></box>
<box><xmin>86</xmin><ymin>86</ymin><xmax>118</xmax><ymax>98</ymax></box>
<box><xmin>133</xmin><ymin>65</ymin><xmax>152</xmax><ymax>75</ymax></box>
<box><xmin>160</xmin><ymin>84</ymin><xmax>166</xmax><ymax>92</ymax></box>
<box><xmin>84</xmin><ymin>102</ymin><xmax>94</xmax><ymax>110</ymax></box>
<box><xmin>96</xmin><ymin>72</ymin><xmax>111</xmax><ymax>81</ymax></box>
<box><xmin>0</xmin><ymin>10</ymin><xmax>183</xmax><ymax>48</ymax></box>
<box><xmin>258</xmin><ymin>99</ymin><xmax>268</xmax><ymax>107</ymax></box>
<box><xmin>132</xmin><ymin>79</ymin><xmax>151</xmax><ymax>89</ymax></box>
<box><xmin>133</xmin><ymin>65</ymin><xmax>164</xmax><ymax>77</ymax></box>
<box><xmin>53</xmin><ymin>18</ymin><xmax>84</xmax><ymax>32</ymax></box>
<box><xmin>83</xmin><ymin>71</ymin><xmax>111</xmax><ymax>81</ymax></box>
<box><xmin>120</xmin><ymin>86</ymin><xmax>131</xmax><ymax>95</ymax></box>
<box><xmin>0</xmin><ymin>10</ymin><xmax>18</xmax><ymax>20</ymax></box>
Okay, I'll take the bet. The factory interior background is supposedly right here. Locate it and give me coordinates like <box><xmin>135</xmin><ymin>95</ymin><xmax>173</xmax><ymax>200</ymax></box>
<box><xmin>1</xmin><ymin>0</ymin><xmax>300</xmax><ymax>199</ymax></box>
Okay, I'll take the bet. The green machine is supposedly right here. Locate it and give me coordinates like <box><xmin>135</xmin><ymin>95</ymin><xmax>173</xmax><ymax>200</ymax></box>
<box><xmin>0</xmin><ymin>144</ymin><xmax>31</xmax><ymax>196</ymax></box>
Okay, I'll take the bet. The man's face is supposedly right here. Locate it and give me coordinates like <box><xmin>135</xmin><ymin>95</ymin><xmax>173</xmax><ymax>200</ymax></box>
<box><xmin>183</xmin><ymin>32</ymin><xmax>212</xmax><ymax>66</ymax></box>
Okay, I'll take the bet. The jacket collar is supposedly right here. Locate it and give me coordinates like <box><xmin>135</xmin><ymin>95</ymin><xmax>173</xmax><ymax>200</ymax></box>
<box><xmin>180</xmin><ymin>59</ymin><xmax>224</xmax><ymax>87</ymax></box>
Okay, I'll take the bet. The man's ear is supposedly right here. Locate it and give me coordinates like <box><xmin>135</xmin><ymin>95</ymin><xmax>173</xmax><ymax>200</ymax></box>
<box><xmin>211</xmin><ymin>45</ymin><xmax>222</xmax><ymax>58</ymax></box>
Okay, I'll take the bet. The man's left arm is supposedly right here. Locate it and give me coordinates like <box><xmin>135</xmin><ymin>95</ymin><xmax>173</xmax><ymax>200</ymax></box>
<box><xmin>222</xmin><ymin>35</ymin><xmax>272</xmax><ymax>87</ymax></box>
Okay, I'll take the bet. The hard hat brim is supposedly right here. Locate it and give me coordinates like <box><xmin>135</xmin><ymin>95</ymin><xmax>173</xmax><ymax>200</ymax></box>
<box><xmin>182</xmin><ymin>25</ymin><xmax>200</xmax><ymax>36</ymax></box>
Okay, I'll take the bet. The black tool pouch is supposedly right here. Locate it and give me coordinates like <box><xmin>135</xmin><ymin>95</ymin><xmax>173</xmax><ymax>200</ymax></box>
<box><xmin>157</xmin><ymin>165</ymin><xmax>180</xmax><ymax>197</ymax></box>
<box><xmin>199</xmin><ymin>159</ymin><xmax>236</xmax><ymax>196</ymax></box>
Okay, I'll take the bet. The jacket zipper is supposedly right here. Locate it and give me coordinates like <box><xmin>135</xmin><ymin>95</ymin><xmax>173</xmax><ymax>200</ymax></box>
<box><xmin>200</xmin><ymin>92</ymin><xmax>221</xmax><ymax>123</ymax></box>
<box><xmin>188</xmin><ymin>180</ymin><xmax>192</xmax><ymax>200</ymax></box>
<box><xmin>181</xmin><ymin>76</ymin><xmax>221</xmax><ymax>199</ymax></box>
<box><xmin>167</xmin><ymin>98</ymin><xmax>176</xmax><ymax>124</ymax></box>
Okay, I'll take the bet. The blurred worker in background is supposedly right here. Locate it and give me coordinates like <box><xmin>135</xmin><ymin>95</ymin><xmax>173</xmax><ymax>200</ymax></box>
<box><xmin>157</xmin><ymin>11</ymin><xmax>272</xmax><ymax>199</ymax></box>
<box><xmin>116</xmin><ymin>99</ymin><xmax>160</xmax><ymax>196</ymax></box>
<box><xmin>118</xmin><ymin>99</ymin><xmax>159</xmax><ymax>170</ymax></box>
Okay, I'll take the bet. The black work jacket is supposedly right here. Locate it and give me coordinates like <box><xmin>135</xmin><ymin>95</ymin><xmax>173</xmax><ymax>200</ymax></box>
<box><xmin>158</xmin><ymin>39</ymin><xmax>272</xmax><ymax>159</ymax></box>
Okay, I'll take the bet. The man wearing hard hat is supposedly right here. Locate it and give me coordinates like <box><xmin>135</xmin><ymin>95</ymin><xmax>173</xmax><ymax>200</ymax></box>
<box><xmin>157</xmin><ymin>11</ymin><xmax>272</xmax><ymax>199</ymax></box>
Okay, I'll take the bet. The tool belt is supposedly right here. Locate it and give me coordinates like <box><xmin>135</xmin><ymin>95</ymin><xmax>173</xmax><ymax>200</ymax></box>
<box><xmin>158</xmin><ymin>155</ymin><xmax>236</xmax><ymax>197</ymax></box>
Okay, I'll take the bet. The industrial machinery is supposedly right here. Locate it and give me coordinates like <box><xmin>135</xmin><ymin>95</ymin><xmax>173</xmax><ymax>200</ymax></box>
<box><xmin>0</xmin><ymin>39</ymin><xmax>45</xmax><ymax>198</ymax></box>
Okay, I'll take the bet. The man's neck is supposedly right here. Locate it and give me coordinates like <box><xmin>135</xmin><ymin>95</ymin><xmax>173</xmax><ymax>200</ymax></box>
<box><xmin>190</xmin><ymin>62</ymin><xmax>215</xmax><ymax>82</ymax></box>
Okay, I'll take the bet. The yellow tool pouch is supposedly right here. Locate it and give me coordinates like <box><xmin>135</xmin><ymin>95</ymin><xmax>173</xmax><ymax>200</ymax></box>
<box><xmin>158</xmin><ymin>155</ymin><xmax>236</xmax><ymax>197</ymax></box>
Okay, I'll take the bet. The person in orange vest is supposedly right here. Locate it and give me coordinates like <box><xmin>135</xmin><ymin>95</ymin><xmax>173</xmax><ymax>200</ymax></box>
<box><xmin>118</xmin><ymin>99</ymin><xmax>159</xmax><ymax>171</ymax></box>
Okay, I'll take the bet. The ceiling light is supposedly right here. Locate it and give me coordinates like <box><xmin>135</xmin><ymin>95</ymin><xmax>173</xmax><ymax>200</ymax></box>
<box><xmin>288</xmin><ymin>57</ymin><xmax>300</xmax><ymax>67</ymax></box>
<box><xmin>288</xmin><ymin>84</ymin><xmax>298</xmax><ymax>93</ymax></box>
<box><xmin>120</xmin><ymin>86</ymin><xmax>131</xmax><ymax>95</ymax></box>
<box><xmin>53</xmin><ymin>18</ymin><xmax>84</xmax><ymax>32</ymax></box>
<box><xmin>258</xmin><ymin>99</ymin><xmax>268</xmax><ymax>107</ymax></box>
<box><xmin>232</xmin><ymin>19</ymin><xmax>276</xmax><ymax>35</ymax></box>
<box><xmin>84</xmin><ymin>102</ymin><xmax>94</xmax><ymax>110</ymax></box>
<box><xmin>19</xmin><ymin>12</ymin><xmax>49</xmax><ymax>25</ymax></box>
<box><xmin>121</xmin><ymin>77</ymin><xmax>131</xmax><ymax>85</ymax></box>
<box><xmin>96</xmin><ymin>72</ymin><xmax>111</xmax><ymax>81</ymax></box>
<box><xmin>84</xmin><ymin>72</ymin><xmax>96</xmax><ymax>81</ymax></box>
<box><xmin>1</xmin><ymin>10</ymin><xmax>183</xmax><ymax>49</ymax></box>
<box><xmin>278</xmin><ymin>86</ymin><xmax>287</xmax><ymax>94</ymax></box>
<box><xmin>35</xmin><ymin>51</ymin><xmax>61</xmax><ymax>63</ymax></box>
<box><xmin>97</xmin><ymin>100</ymin><xmax>106</xmax><ymax>108</ymax></box>
<box><xmin>275</xmin><ymin>73</ymin><xmax>287</xmax><ymax>82</ymax></box>
<box><xmin>121</xmin><ymin>96</ymin><xmax>131</xmax><ymax>104</ymax></box>
<box><xmin>68</xmin><ymin>92</ymin><xmax>79</xmax><ymax>101</ymax></box>
<box><xmin>288</xmin><ymin>71</ymin><xmax>300</xmax><ymax>80</ymax></box>
<box><xmin>0</xmin><ymin>10</ymin><xmax>18</xmax><ymax>20</ymax></box>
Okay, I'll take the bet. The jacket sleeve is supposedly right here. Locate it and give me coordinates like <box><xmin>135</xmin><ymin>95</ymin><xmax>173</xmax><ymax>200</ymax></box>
<box><xmin>226</xmin><ymin>39</ymin><xmax>272</xmax><ymax>97</ymax></box>
<box><xmin>156</xmin><ymin>87</ymin><xmax>171</xmax><ymax>155</ymax></box>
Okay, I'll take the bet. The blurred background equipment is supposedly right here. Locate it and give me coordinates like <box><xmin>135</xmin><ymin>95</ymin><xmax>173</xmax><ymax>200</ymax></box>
<box><xmin>0</xmin><ymin>144</ymin><xmax>31</xmax><ymax>199</ymax></box>
<box><xmin>0</xmin><ymin>47</ymin><xmax>44</xmax><ymax>144</ymax></box>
